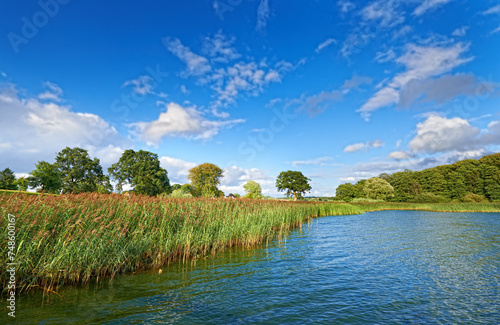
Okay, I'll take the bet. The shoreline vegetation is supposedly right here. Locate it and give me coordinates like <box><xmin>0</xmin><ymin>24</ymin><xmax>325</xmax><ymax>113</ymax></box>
<box><xmin>1</xmin><ymin>192</ymin><xmax>499</xmax><ymax>295</ymax></box>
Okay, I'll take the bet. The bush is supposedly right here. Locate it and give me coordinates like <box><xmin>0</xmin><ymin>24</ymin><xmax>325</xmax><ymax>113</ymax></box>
<box><xmin>411</xmin><ymin>192</ymin><xmax>449</xmax><ymax>203</ymax></box>
<box><xmin>169</xmin><ymin>189</ymin><xmax>193</xmax><ymax>199</ymax></box>
<box><xmin>351</xmin><ymin>197</ymin><xmax>384</xmax><ymax>203</ymax></box>
<box><xmin>461</xmin><ymin>192</ymin><xmax>488</xmax><ymax>203</ymax></box>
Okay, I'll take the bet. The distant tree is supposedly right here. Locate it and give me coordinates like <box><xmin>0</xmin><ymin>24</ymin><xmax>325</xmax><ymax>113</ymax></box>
<box><xmin>180</xmin><ymin>184</ymin><xmax>196</xmax><ymax>196</ymax></box>
<box><xmin>55</xmin><ymin>147</ymin><xmax>110</xmax><ymax>194</ymax></box>
<box><xmin>15</xmin><ymin>177</ymin><xmax>29</xmax><ymax>192</ymax></box>
<box><xmin>275</xmin><ymin>170</ymin><xmax>311</xmax><ymax>201</ymax></box>
<box><xmin>243</xmin><ymin>180</ymin><xmax>263</xmax><ymax>199</ymax></box>
<box><xmin>481</xmin><ymin>165</ymin><xmax>500</xmax><ymax>201</ymax></box>
<box><xmin>28</xmin><ymin>161</ymin><xmax>62</xmax><ymax>194</ymax></box>
<box><xmin>108</xmin><ymin>149</ymin><xmax>171</xmax><ymax>196</ymax></box>
<box><xmin>234</xmin><ymin>193</ymin><xmax>241</xmax><ymax>198</ymax></box>
<box><xmin>353</xmin><ymin>179</ymin><xmax>367</xmax><ymax>198</ymax></box>
<box><xmin>335</xmin><ymin>183</ymin><xmax>356</xmax><ymax>202</ymax></box>
<box><xmin>171</xmin><ymin>184</ymin><xmax>182</xmax><ymax>191</ymax></box>
<box><xmin>188</xmin><ymin>163</ymin><xmax>224</xmax><ymax>198</ymax></box>
<box><xmin>169</xmin><ymin>189</ymin><xmax>193</xmax><ymax>198</ymax></box>
<box><xmin>0</xmin><ymin>168</ymin><xmax>17</xmax><ymax>190</ymax></box>
<box><xmin>446</xmin><ymin>171</ymin><xmax>467</xmax><ymax>200</ymax></box>
<box><xmin>363</xmin><ymin>177</ymin><xmax>394</xmax><ymax>201</ymax></box>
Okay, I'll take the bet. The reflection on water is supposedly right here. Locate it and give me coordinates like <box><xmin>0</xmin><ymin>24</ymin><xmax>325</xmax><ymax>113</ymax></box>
<box><xmin>3</xmin><ymin>211</ymin><xmax>499</xmax><ymax>324</ymax></box>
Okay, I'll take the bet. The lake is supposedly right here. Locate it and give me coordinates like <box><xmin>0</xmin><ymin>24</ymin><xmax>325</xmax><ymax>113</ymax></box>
<box><xmin>4</xmin><ymin>210</ymin><xmax>500</xmax><ymax>324</ymax></box>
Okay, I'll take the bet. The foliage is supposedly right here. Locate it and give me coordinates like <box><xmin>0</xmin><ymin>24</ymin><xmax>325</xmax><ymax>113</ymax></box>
<box><xmin>188</xmin><ymin>163</ymin><xmax>224</xmax><ymax>198</ymax></box>
<box><xmin>15</xmin><ymin>177</ymin><xmax>28</xmax><ymax>191</ymax></box>
<box><xmin>410</xmin><ymin>192</ymin><xmax>449</xmax><ymax>203</ymax></box>
<box><xmin>275</xmin><ymin>170</ymin><xmax>312</xmax><ymax>201</ymax></box>
<box><xmin>108</xmin><ymin>149</ymin><xmax>171</xmax><ymax>196</ymax></box>
<box><xmin>169</xmin><ymin>189</ymin><xmax>193</xmax><ymax>198</ymax></box>
<box><xmin>351</xmin><ymin>197</ymin><xmax>384</xmax><ymax>203</ymax></box>
<box><xmin>0</xmin><ymin>168</ymin><xmax>17</xmax><ymax>190</ymax></box>
<box><xmin>28</xmin><ymin>161</ymin><xmax>63</xmax><ymax>194</ymax></box>
<box><xmin>0</xmin><ymin>192</ymin><xmax>364</xmax><ymax>293</ymax></box>
<box><xmin>55</xmin><ymin>147</ymin><xmax>110</xmax><ymax>194</ymax></box>
<box><xmin>461</xmin><ymin>192</ymin><xmax>488</xmax><ymax>203</ymax></box>
<box><xmin>336</xmin><ymin>152</ymin><xmax>500</xmax><ymax>203</ymax></box>
<box><xmin>363</xmin><ymin>177</ymin><xmax>394</xmax><ymax>201</ymax></box>
<box><xmin>243</xmin><ymin>180</ymin><xmax>263</xmax><ymax>199</ymax></box>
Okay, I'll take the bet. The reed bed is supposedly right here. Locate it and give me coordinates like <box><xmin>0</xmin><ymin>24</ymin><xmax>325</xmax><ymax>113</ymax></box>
<box><xmin>352</xmin><ymin>202</ymin><xmax>500</xmax><ymax>213</ymax></box>
<box><xmin>0</xmin><ymin>193</ymin><xmax>363</xmax><ymax>293</ymax></box>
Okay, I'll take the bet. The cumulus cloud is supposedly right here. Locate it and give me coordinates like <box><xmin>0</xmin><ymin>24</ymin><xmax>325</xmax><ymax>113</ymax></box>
<box><xmin>159</xmin><ymin>156</ymin><xmax>197</xmax><ymax>184</ymax></box>
<box><xmin>129</xmin><ymin>102</ymin><xmax>245</xmax><ymax>144</ymax></box>
<box><xmin>358</xmin><ymin>42</ymin><xmax>473</xmax><ymax>120</ymax></box>
<box><xmin>220</xmin><ymin>165</ymin><xmax>276</xmax><ymax>195</ymax></box>
<box><xmin>387</xmin><ymin>150</ymin><xmax>414</xmax><ymax>161</ymax></box>
<box><xmin>315</xmin><ymin>38</ymin><xmax>337</xmax><ymax>53</ymax></box>
<box><xmin>344</xmin><ymin>140</ymin><xmax>384</xmax><ymax>153</ymax></box>
<box><xmin>408</xmin><ymin>115</ymin><xmax>500</xmax><ymax>154</ymax></box>
<box><xmin>0</xmin><ymin>84</ymin><xmax>131</xmax><ymax>172</ymax></box>
<box><xmin>413</xmin><ymin>0</ymin><xmax>453</xmax><ymax>16</ymax></box>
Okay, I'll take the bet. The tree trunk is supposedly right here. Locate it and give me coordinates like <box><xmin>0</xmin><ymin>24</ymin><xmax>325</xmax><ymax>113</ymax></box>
<box><xmin>293</xmin><ymin>192</ymin><xmax>297</xmax><ymax>201</ymax></box>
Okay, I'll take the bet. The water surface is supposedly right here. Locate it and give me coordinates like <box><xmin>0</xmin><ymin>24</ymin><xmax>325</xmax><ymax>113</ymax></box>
<box><xmin>4</xmin><ymin>210</ymin><xmax>500</xmax><ymax>324</ymax></box>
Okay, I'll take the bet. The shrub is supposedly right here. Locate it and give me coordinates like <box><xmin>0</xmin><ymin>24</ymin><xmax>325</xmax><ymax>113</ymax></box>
<box><xmin>461</xmin><ymin>192</ymin><xmax>488</xmax><ymax>203</ymax></box>
<box><xmin>169</xmin><ymin>189</ymin><xmax>193</xmax><ymax>198</ymax></box>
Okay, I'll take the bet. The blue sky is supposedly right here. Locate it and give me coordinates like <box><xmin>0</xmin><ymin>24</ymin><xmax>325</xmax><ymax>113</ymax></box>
<box><xmin>1</xmin><ymin>0</ymin><xmax>500</xmax><ymax>196</ymax></box>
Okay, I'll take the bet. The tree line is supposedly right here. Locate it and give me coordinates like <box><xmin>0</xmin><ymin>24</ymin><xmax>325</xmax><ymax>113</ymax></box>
<box><xmin>0</xmin><ymin>147</ymin><xmax>313</xmax><ymax>200</ymax></box>
<box><xmin>335</xmin><ymin>153</ymin><xmax>500</xmax><ymax>203</ymax></box>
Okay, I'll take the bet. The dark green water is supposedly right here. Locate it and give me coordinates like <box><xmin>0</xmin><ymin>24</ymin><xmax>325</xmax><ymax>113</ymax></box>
<box><xmin>3</xmin><ymin>211</ymin><xmax>500</xmax><ymax>324</ymax></box>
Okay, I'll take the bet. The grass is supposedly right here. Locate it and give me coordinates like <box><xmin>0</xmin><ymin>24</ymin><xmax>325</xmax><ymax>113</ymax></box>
<box><xmin>0</xmin><ymin>192</ymin><xmax>363</xmax><ymax>293</ymax></box>
<box><xmin>0</xmin><ymin>189</ymin><xmax>56</xmax><ymax>196</ymax></box>
<box><xmin>351</xmin><ymin>202</ymin><xmax>500</xmax><ymax>212</ymax></box>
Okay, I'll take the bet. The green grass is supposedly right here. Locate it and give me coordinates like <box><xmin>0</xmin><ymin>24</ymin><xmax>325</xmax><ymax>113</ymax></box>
<box><xmin>351</xmin><ymin>202</ymin><xmax>500</xmax><ymax>212</ymax></box>
<box><xmin>0</xmin><ymin>192</ymin><xmax>363</xmax><ymax>293</ymax></box>
<box><xmin>0</xmin><ymin>189</ymin><xmax>56</xmax><ymax>196</ymax></box>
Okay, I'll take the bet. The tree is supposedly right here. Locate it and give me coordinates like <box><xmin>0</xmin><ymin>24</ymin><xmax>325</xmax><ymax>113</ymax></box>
<box><xmin>0</xmin><ymin>168</ymin><xmax>17</xmax><ymax>190</ymax></box>
<box><xmin>55</xmin><ymin>147</ymin><xmax>110</xmax><ymax>194</ymax></box>
<box><xmin>243</xmin><ymin>180</ymin><xmax>263</xmax><ymax>199</ymax></box>
<box><xmin>363</xmin><ymin>177</ymin><xmax>394</xmax><ymax>201</ymax></box>
<box><xmin>28</xmin><ymin>161</ymin><xmax>62</xmax><ymax>194</ymax></box>
<box><xmin>188</xmin><ymin>163</ymin><xmax>224</xmax><ymax>198</ymax></box>
<box><xmin>275</xmin><ymin>170</ymin><xmax>311</xmax><ymax>201</ymax></box>
<box><xmin>15</xmin><ymin>177</ymin><xmax>28</xmax><ymax>191</ymax></box>
<box><xmin>335</xmin><ymin>183</ymin><xmax>356</xmax><ymax>202</ymax></box>
<box><xmin>108</xmin><ymin>149</ymin><xmax>171</xmax><ymax>196</ymax></box>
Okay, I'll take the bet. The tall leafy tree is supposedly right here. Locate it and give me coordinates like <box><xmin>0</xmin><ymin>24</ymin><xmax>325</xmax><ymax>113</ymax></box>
<box><xmin>335</xmin><ymin>183</ymin><xmax>356</xmax><ymax>202</ymax></box>
<box><xmin>275</xmin><ymin>170</ymin><xmax>311</xmax><ymax>201</ymax></box>
<box><xmin>243</xmin><ymin>180</ymin><xmax>263</xmax><ymax>199</ymax></box>
<box><xmin>108</xmin><ymin>149</ymin><xmax>170</xmax><ymax>196</ymax></box>
<box><xmin>188</xmin><ymin>163</ymin><xmax>224</xmax><ymax>198</ymax></box>
<box><xmin>363</xmin><ymin>177</ymin><xmax>394</xmax><ymax>200</ymax></box>
<box><xmin>481</xmin><ymin>165</ymin><xmax>500</xmax><ymax>201</ymax></box>
<box><xmin>28</xmin><ymin>161</ymin><xmax>62</xmax><ymax>194</ymax></box>
<box><xmin>0</xmin><ymin>168</ymin><xmax>17</xmax><ymax>190</ymax></box>
<box><xmin>55</xmin><ymin>147</ymin><xmax>109</xmax><ymax>194</ymax></box>
<box><xmin>15</xmin><ymin>177</ymin><xmax>29</xmax><ymax>191</ymax></box>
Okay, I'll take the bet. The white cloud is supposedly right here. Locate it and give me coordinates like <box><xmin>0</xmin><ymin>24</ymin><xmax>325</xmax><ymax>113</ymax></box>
<box><xmin>159</xmin><ymin>156</ymin><xmax>197</xmax><ymax>184</ymax></box>
<box><xmin>413</xmin><ymin>0</ymin><xmax>453</xmax><ymax>16</ymax></box>
<box><xmin>482</xmin><ymin>5</ymin><xmax>500</xmax><ymax>15</ymax></box>
<box><xmin>202</xmin><ymin>30</ymin><xmax>241</xmax><ymax>63</ymax></box>
<box><xmin>361</xmin><ymin>0</ymin><xmax>404</xmax><ymax>28</ymax></box>
<box><xmin>296</xmin><ymin>90</ymin><xmax>343</xmax><ymax>116</ymax></box>
<box><xmin>129</xmin><ymin>102</ymin><xmax>245</xmax><ymax>144</ymax></box>
<box><xmin>315</xmin><ymin>38</ymin><xmax>337</xmax><ymax>53</ymax></box>
<box><xmin>358</xmin><ymin>42</ymin><xmax>473</xmax><ymax>120</ymax></box>
<box><xmin>256</xmin><ymin>0</ymin><xmax>270</xmax><ymax>32</ymax></box>
<box><xmin>491</xmin><ymin>26</ymin><xmax>500</xmax><ymax>35</ymax></box>
<box><xmin>407</xmin><ymin>115</ymin><xmax>500</xmax><ymax>154</ymax></box>
<box><xmin>180</xmin><ymin>85</ymin><xmax>189</xmax><ymax>94</ymax></box>
<box><xmin>0</xmin><ymin>84</ymin><xmax>131</xmax><ymax>172</ymax></box>
<box><xmin>38</xmin><ymin>81</ymin><xmax>63</xmax><ymax>102</ymax></box>
<box><xmin>341</xmin><ymin>75</ymin><xmax>372</xmax><ymax>90</ymax></box>
<box><xmin>452</xmin><ymin>26</ymin><xmax>468</xmax><ymax>37</ymax></box>
<box><xmin>164</xmin><ymin>37</ymin><xmax>212</xmax><ymax>76</ymax></box>
<box><xmin>344</xmin><ymin>139</ymin><xmax>384</xmax><ymax>153</ymax></box>
<box><xmin>374</xmin><ymin>49</ymin><xmax>396</xmax><ymax>63</ymax></box>
<box><xmin>292</xmin><ymin>157</ymin><xmax>333</xmax><ymax>167</ymax></box>
<box><xmin>123</xmin><ymin>75</ymin><xmax>161</xmax><ymax>96</ymax></box>
<box><xmin>387</xmin><ymin>150</ymin><xmax>413</xmax><ymax>160</ymax></box>
<box><xmin>220</xmin><ymin>165</ymin><xmax>276</xmax><ymax>196</ymax></box>
<box><xmin>393</xmin><ymin>25</ymin><xmax>412</xmax><ymax>39</ymax></box>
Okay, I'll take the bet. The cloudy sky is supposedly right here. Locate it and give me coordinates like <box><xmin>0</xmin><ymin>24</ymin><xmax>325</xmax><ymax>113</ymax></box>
<box><xmin>1</xmin><ymin>0</ymin><xmax>499</xmax><ymax>196</ymax></box>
